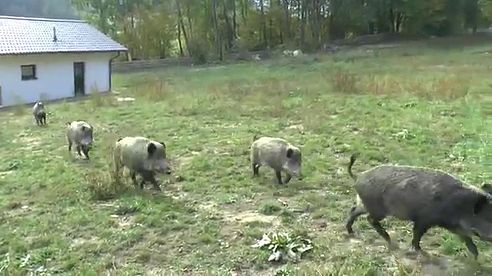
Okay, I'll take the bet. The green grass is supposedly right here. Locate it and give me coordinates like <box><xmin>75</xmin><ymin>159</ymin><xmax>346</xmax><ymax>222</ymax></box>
<box><xmin>0</xmin><ymin>40</ymin><xmax>491</xmax><ymax>275</ymax></box>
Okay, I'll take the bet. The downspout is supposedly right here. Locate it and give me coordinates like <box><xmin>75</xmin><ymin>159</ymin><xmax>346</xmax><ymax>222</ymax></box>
<box><xmin>109</xmin><ymin>51</ymin><xmax>121</xmax><ymax>92</ymax></box>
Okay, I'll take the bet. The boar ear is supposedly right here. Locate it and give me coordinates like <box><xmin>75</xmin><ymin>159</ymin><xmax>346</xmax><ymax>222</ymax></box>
<box><xmin>286</xmin><ymin>148</ymin><xmax>294</xmax><ymax>158</ymax></box>
<box><xmin>147</xmin><ymin>142</ymin><xmax>157</xmax><ymax>155</ymax></box>
<box><xmin>81</xmin><ymin>125</ymin><xmax>86</xmax><ymax>131</ymax></box>
<box><xmin>160</xmin><ymin>142</ymin><xmax>166</xmax><ymax>149</ymax></box>
<box><xmin>482</xmin><ymin>184</ymin><xmax>492</xmax><ymax>195</ymax></box>
<box><xmin>474</xmin><ymin>194</ymin><xmax>489</xmax><ymax>215</ymax></box>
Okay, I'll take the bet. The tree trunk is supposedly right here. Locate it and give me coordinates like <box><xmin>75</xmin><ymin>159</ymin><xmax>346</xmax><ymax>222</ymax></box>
<box><xmin>300</xmin><ymin>0</ymin><xmax>307</xmax><ymax>49</ymax></box>
<box><xmin>177</xmin><ymin>20</ymin><xmax>184</xmax><ymax>57</ymax></box>
<box><xmin>212</xmin><ymin>0</ymin><xmax>223</xmax><ymax>60</ymax></box>
<box><xmin>282</xmin><ymin>0</ymin><xmax>291</xmax><ymax>41</ymax></box>
<box><xmin>176</xmin><ymin>0</ymin><xmax>191</xmax><ymax>56</ymax></box>
<box><xmin>232</xmin><ymin>0</ymin><xmax>238</xmax><ymax>39</ymax></box>
<box><xmin>260</xmin><ymin>0</ymin><xmax>267</xmax><ymax>47</ymax></box>
<box><xmin>223</xmin><ymin>2</ymin><xmax>234</xmax><ymax>50</ymax></box>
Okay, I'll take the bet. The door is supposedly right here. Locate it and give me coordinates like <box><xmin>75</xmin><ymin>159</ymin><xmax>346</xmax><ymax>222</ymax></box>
<box><xmin>74</xmin><ymin>62</ymin><xmax>85</xmax><ymax>96</ymax></box>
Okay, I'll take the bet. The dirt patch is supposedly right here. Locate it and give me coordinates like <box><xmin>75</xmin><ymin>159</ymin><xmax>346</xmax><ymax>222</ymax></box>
<box><xmin>110</xmin><ymin>214</ymin><xmax>142</xmax><ymax>229</ymax></box>
<box><xmin>12</xmin><ymin>135</ymin><xmax>42</xmax><ymax>150</ymax></box>
<box><xmin>4</xmin><ymin>205</ymin><xmax>33</xmax><ymax>219</ymax></box>
<box><xmin>223</xmin><ymin>210</ymin><xmax>281</xmax><ymax>226</ymax></box>
<box><xmin>173</xmin><ymin>156</ymin><xmax>195</xmax><ymax>169</ymax></box>
<box><xmin>189</xmin><ymin>65</ymin><xmax>227</xmax><ymax>72</ymax></box>
<box><xmin>162</xmin><ymin>188</ymin><xmax>188</xmax><ymax>201</ymax></box>
<box><xmin>397</xmin><ymin>251</ymin><xmax>453</xmax><ymax>276</ymax></box>
<box><xmin>71</xmin><ymin>237</ymin><xmax>101</xmax><ymax>249</ymax></box>
<box><xmin>285</xmin><ymin>124</ymin><xmax>305</xmax><ymax>134</ymax></box>
<box><xmin>197</xmin><ymin>201</ymin><xmax>281</xmax><ymax>226</ymax></box>
<box><xmin>0</xmin><ymin>171</ymin><xmax>14</xmax><ymax>178</ymax></box>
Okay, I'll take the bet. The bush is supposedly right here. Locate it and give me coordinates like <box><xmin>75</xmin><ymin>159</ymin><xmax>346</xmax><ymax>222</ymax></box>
<box><xmin>188</xmin><ymin>39</ymin><xmax>210</xmax><ymax>65</ymax></box>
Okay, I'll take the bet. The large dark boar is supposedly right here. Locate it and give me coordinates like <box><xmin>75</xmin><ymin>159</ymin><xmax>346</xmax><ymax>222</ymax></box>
<box><xmin>113</xmin><ymin>136</ymin><xmax>172</xmax><ymax>191</ymax></box>
<box><xmin>32</xmin><ymin>101</ymin><xmax>47</xmax><ymax>126</ymax></box>
<box><xmin>66</xmin><ymin>121</ymin><xmax>94</xmax><ymax>159</ymax></box>
<box><xmin>250</xmin><ymin>136</ymin><xmax>302</xmax><ymax>184</ymax></box>
<box><xmin>345</xmin><ymin>153</ymin><xmax>492</xmax><ymax>258</ymax></box>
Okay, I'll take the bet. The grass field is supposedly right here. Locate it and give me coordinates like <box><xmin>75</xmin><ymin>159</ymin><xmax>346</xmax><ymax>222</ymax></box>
<box><xmin>0</xmin><ymin>38</ymin><xmax>491</xmax><ymax>275</ymax></box>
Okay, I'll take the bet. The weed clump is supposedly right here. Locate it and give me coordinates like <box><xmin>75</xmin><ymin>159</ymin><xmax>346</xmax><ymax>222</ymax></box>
<box><xmin>252</xmin><ymin>231</ymin><xmax>313</xmax><ymax>263</ymax></box>
<box><xmin>85</xmin><ymin>170</ymin><xmax>122</xmax><ymax>201</ymax></box>
<box><xmin>259</xmin><ymin>201</ymin><xmax>283</xmax><ymax>215</ymax></box>
<box><xmin>331</xmin><ymin>70</ymin><xmax>359</xmax><ymax>93</ymax></box>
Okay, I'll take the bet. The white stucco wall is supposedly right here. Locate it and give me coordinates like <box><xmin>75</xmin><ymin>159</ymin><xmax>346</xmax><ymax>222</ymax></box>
<box><xmin>0</xmin><ymin>52</ymin><xmax>116</xmax><ymax>107</ymax></box>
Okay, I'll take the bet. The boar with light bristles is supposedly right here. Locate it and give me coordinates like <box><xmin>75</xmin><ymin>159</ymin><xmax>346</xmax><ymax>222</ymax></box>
<box><xmin>250</xmin><ymin>136</ymin><xmax>302</xmax><ymax>185</ymax></box>
<box><xmin>345</xmin><ymin>153</ymin><xmax>492</xmax><ymax>259</ymax></box>
<box><xmin>32</xmin><ymin>101</ymin><xmax>47</xmax><ymax>126</ymax></box>
<box><xmin>66</xmin><ymin>121</ymin><xmax>94</xmax><ymax>160</ymax></box>
<box><xmin>113</xmin><ymin>136</ymin><xmax>172</xmax><ymax>191</ymax></box>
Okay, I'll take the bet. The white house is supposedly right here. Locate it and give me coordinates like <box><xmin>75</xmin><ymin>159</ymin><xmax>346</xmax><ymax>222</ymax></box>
<box><xmin>0</xmin><ymin>15</ymin><xmax>127</xmax><ymax>107</ymax></box>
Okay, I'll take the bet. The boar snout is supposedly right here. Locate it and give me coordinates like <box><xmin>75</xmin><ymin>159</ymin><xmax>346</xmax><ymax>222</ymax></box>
<box><xmin>164</xmin><ymin>165</ymin><xmax>172</xmax><ymax>175</ymax></box>
<box><xmin>155</xmin><ymin>160</ymin><xmax>172</xmax><ymax>175</ymax></box>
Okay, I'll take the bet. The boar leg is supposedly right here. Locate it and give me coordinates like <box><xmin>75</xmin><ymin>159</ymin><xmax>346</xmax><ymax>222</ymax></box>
<box><xmin>275</xmin><ymin>170</ymin><xmax>283</xmax><ymax>184</ymax></box>
<box><xmin>68</xmin><ymin>141</ymin><xmax>72</xmax><ymax>152</ymax></box>
<box><xmin>76</xmin><ymin>145</ymin><xmax>82</xmax><ymax>156</ymax></box>
<box><xmin>346</xmin><ymin>206</ymin><xmax>367</xmax><ymax>234</ymax></box>
<box><xmin>42</xmin><ymin>115</ymin><xmax>46</xmax><ymax>125</ymax></box>
<box><xmin>367</xmin><ymin>216</ymin><xmax>391</xmax><ymax>243</ymax></box>
<box><xmin>140</xmin><ymin>171</ymin><xmax>161</xmax><ymax>191</ymax></box>
<box><xmin>150</xmin><ymin>176</ymin><xmax>161</xmax><ymax>191</ymax></box>
<box><xmin>82</xmin><ymin>147</ymin><xmax>90</xmax><ymax>160</ymax></box>
<box><xmin>448</xmin><ymin>228</ymin><xmax>479</xmax><ymax>259</ymax></box>
<box><xmin>284</xmin><ymin>173</ymin><xmax>292</xmax><ymax>184</ymax></box>
<box><xmin>458</xmin><ymin>235</ymin><xmax>478</xmax><ymax>259</ymax></box>
<box><xmin>411</xmin><ymin>223</ymin><xmax>431</xmax><ymax>251</ymax></box>
<box><xmin>252</xmin><ymin>163</ymin><xmax>259</xmax><ymax>176</ymax></box>
<box><xmin>130</xmin><ymin>171</ymin><xmax>139</xmax><ymax>187</ymax></box>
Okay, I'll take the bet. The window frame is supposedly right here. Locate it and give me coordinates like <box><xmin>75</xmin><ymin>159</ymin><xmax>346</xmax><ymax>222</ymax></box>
<box><xmin>21</xmin><ymin>64</ymin><xmax>37</xmax><ymax>81</ymax></box>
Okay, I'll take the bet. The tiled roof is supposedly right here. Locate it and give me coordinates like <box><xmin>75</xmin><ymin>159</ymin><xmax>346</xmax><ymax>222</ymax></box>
<box><xmin>0</xmin><ymin>16</ymin><xmax>127</xmax><ymax>55</ymax></box>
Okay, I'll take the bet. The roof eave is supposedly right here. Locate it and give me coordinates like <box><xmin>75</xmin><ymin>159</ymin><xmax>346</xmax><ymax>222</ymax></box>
<box><xmin>0</xmin><ymin>49</ymin><xmax>128</xmax><ymax>56</ymax></box>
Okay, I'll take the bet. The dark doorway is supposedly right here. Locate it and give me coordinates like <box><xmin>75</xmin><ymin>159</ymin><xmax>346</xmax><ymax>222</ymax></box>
<box><xmin>74</xmin><ymin>62</ymin><xmax>85</xmax><ymax>96</ymax></box>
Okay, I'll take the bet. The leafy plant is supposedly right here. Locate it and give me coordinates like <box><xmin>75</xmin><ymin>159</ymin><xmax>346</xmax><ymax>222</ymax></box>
<box><xmin>251</xmin><ymin>232</ymin><xmax>313</xmax><ymax>263</ymax></box>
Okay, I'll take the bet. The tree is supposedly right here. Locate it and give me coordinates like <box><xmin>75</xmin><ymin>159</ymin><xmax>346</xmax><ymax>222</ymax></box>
<box><xmin>68</xmin><ymin>0</ymin><xmax>492</xmax><ymax>61</ymax></box>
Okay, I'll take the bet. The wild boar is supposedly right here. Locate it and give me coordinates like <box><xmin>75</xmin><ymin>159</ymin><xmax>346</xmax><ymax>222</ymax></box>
<box><xmin>250</xmin><ymin>136</ymin><xmax>302</xmax><ymax>185</ymax></box>
<box><xmin>345</xmin><ymin>153</ymin><xmax>492</xmax><ymax>259</ymax></box>
<box><xmin>113</xmin><ymin>136</ymin><xmax>171</xmax><ymax>191</ymax></box>
<box><xmin>66</xmin><ymin>121</ymin><xmax>94</xmax><ymax>159</ymax></box>
<box><xmin>32</xmin><ymin>101</ymin><xmax>47</xmax><ymax>126</ymax></box>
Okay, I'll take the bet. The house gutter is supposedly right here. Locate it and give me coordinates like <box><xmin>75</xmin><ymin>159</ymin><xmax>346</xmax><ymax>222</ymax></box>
<box><xmin>109</xmin><ymin>51</ymin><xmax>121</xmax><ymax>91</ymax></box>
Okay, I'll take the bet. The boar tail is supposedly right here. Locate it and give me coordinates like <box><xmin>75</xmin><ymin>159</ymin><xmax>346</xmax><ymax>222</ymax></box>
<box><xmin>252</xmin><ymin>134</ymin><xmax>258</xmax><ymax>142</ymax></box>
<box><xmin>348</xmin><ymin>153</ymin><xmax>360</xmax><ymax>181</ymax></box>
